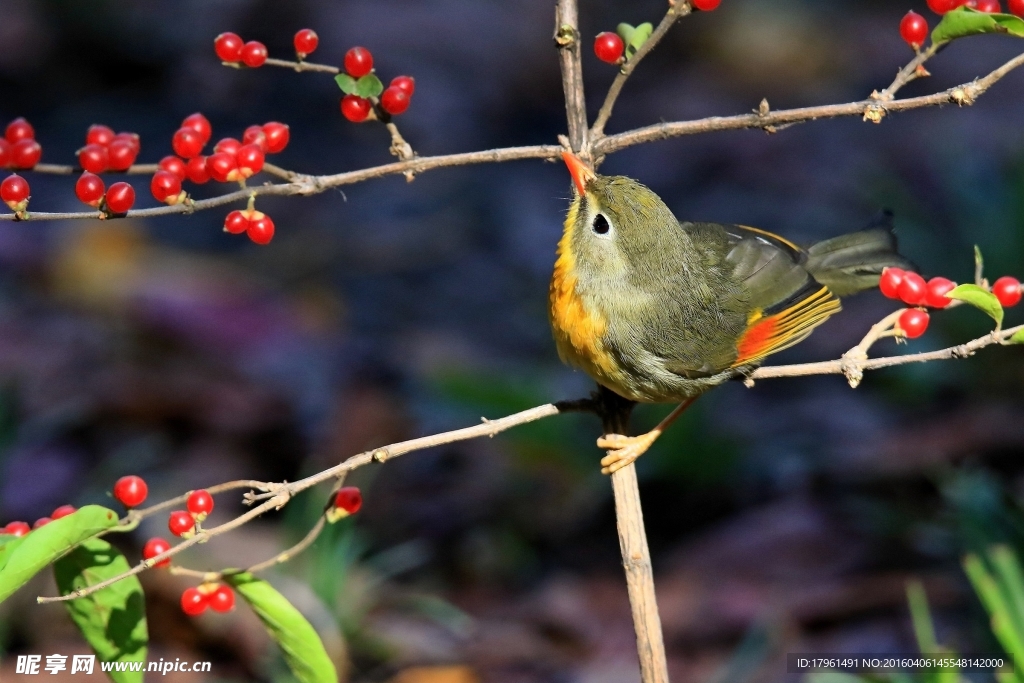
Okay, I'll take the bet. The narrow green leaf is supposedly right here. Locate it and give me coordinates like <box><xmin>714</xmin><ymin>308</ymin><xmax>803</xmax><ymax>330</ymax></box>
<box><xmin>54</xmin><ymin>539</ymin><xmax>147</xmax><ymax>683</ymax></box>
<box><xmin>989</xmin><ymin>546</ymin><xmax>1024</xmax><ymax>649</ymax></box>
<box><xmin>616</xmin><ymin>23</ymin><xmax>635</xmax><ymax>47</ymax></box>
<box><xmin>355</xmin><ymin>74</ymin><xmax>383</xmax><ymax>99</ymax></box>
<box><xmin>0</xmin><ymin>505</ymin><xmax>120</xmax><ymax>604</ymax></box>
<box><xmin>963</xmin><ymin>553</ymin><xmax>1024</xmax><ymax>681</ymax></box>
<box><xmin>1010</xmin><ymin>329</ymin><xmax>1024</xmax><ymax>344</ymax></box>
<box><xmin>225</xmin><ymin>572</ymin><xmax>337</xmax><ymax>683</ymax></box>
<box><xmin>975</xmin><ymin>244</ymin><xmax>985</xmax><ymax>284</ymax></box>
<box><xmin>947</xmin><ymin>283</ymin><xmax>1004</xmax><ymax>327</ymax></box>
<box><xmin>629</xmin><ymin>22</ymin><xmax>654</xmax><ymax>53</ymax></box>
<box><xmin>906</xmin><ymin>580</ymin><xmax>939</xmax><ymax>652</ymax></box>
<box><xmin>932</xmin><ymin>7</ymin><xmax>1024</xmax><ymax>45</ymax></box>
<box><xmin>334</xmin><ymin>73</ymin><xmax>357</xmax><ymax>95</ymax></box>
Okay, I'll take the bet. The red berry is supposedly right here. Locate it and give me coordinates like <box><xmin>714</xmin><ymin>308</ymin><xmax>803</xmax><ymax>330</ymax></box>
<box><xmin>692</xmin><ymin>0</ymin><xmax>722</xmax><ymax>10</ymax></box>
<box><xmin>247</xmin><ymin>214</ymin><xmax>275</xmax><ymax>245</ymax></box>
<box><xmin>168</xmin><ymin>510</ymin><xmax>195</xmax><ymax>537</ymax></box>
<box><xmin>236</xmin><ymin>143</ymin><xmax>265</xmax><ymax>178</ymax></box>
<box><xmin>75</xmin><ymin>172</ymin><xmax>105</xmax><ymax>207</ymax></box>
<box><xmin>294</xmin><ymin>29</ymin><xmax>319</xmax><ymax>58</ymax></box>
<box><xmin>113</xmin><ymin>475</ymin><xmax>148</xmax><ymax>507</ymax></box>
<box><xmin>900</xmin><ymin>11</ymin><xmax>929</xmax><ymax>49</ymax></box>
<box><xmin>208</xmin><ymin>585</ymin><xmax>235</xmax><ymax>613</ymax></box>
<box><xmin>262</xmin><ymin>122</ymin><xmax>289</xmax><ymax>154</ymax></box>
<box><xmin>927</xmin><ymin>0</ymin><xmax>959</xmax><ymax>13</ymax></box>
<box><xmin>51</xmin><ymin>505</ymin><xmax>76</xmax><ymax>519</ymax></box>
<box><xmin>334</xmin><ymin>487</ymin><xmax>362</xmax><ymax>514</ymax></box>
<box><xmin>344</xmin><ymin>47</ymin><xmax>373</xmax><ymax>78</ymax></box>
<box><xmin>86</xmin><ymin>124</ymin><xmax>115</xmax><ymax>147</ymax></box>
<box><xmin>1011</xmin><ymin>0</ymin><xmax>1024</xmax><ymax>16</ymax></box>
<box><xmin>380</xmin><ymin>87</ymin><xmax>410</xmax><ymax>115</ymax></box>
<box><xmin>150</xmin><ymin>170</ymin><xmax>183</xmax><ymax>204</ymax></box>
<box><xmin>181</xmin><ymin>113</ymin><xmax>212</xmax><ymax>144</ymax></box>
<box><xmin>158</xmin><ymin>155</ymin><xmax>187</xmax><ymax>180</ymax></box>
<box><xmin>224</xmin><ymin>210</ymin><xmax>249</xmax><ymax>234</ymax></box>
<box><xmin>976</xmin><ymin>0</ymin><xmax>1002</xmax><ymax>11</ymax></box>
<box><xmin>341</xmin><ymin>95</ymin><xmax>372</xmax><ymax>122</ymax></box>
<box><xmin>214</xmin><ymin>32</ymin><xmax>244</xmax><ymax>62</ymax></box>
<box><xmin>242</xmin><ymin>41</ymin><xmax>268</xmax><ymax>68</ymax></box>
<box><xmin>390</xmin><ymin>76</ymin><xmax>415</xmax><ymax>97</ymax></box>
<box><xmin>213</xmin><ymin>137</ymin><xmax>240</xmax><ymax>156</ymax></box>
<box><xmin>180</xmin><ymin>587</ymin><xmax>208</xmax><ymax>616</ymax></box>
<box><xmin>1</xmin><ymin>174</ymin><xmax>30</xmax><ymax>209</ymax></box>
<box><xmin>143</xmin><ymin>537</ymin><xmax>172</xmax><ymax>568</ymax></box>
<box><xmin>593</xmin><ymin>32</ymin><xmax>624</xmax><ymax>64</ymax></box>
<box><xmin>33</xmin><ymin>517</ymin><xmax>51</xmax><ymax>529</ymax></box>
<box><xmin>104</xmin><ymin>182</ymin><xmax>135</xmax><ymax>214</ymax></box>
<box><xmin>78</xmin><ymin>144</ymin><xmax>109</xmax><ymax>174</ymax></box>
<box><xmin>242</xmin><ymin>125</ymin><xmax>268</xmax><ymax>152</ymax></box>
<box><xmin>5</xmin><ymin>118</ymin><xmax>34</xmax><ymax>144</ymax></box>
<box><xmin>925</xmin><ymin>277</ymin><xmax>957</xmax><ymax>309</ymax></box>
<box><xmin>11</xmin><ymin>139</ymin><xmax>41</xmax><ymax>169</ymax></box>
<box><xmin>4</xmin><ymin>521</ymin><xmax>30</xmax><ymax>537</ymax></box>
<box><xmin>205</xmin><ymin>152</ymin><xmax>238</xmax><ymax>183</ymax></box>
<box><xmin>898</xmin><ymin>308</ymin><xmax>930</xmax><ymax>339</ymax></box>
<box><xmin>0</xmin><ymin>139</ymin><xmax>10</xmax><ymax>168</ymax></box>
<box><xmin>993</xmin><ymin>276</ymin><xmax>1022</xmax><ymax>307</ymax></box>
<box><xmin>186</xmin><ymin>156</ymin><xmax>210</xmax><ymax>184</ymax></box>
<box><xmin>113</xmin><ymin>132</ymin><xmax>141</xmax><ymax>154</ymax></box>
<box><xmin>172</xmin><ymin>127</ymin><xmax>204</xmax><ymax>159</ymax></box>
<box><xmin>879</xmin><ymin>267</ymin><xmax>905</xmax><ymax>299</ymax></box>
<box><xmin>107</xmin><ymin>139</ymin><xmax>138</xmax><ymax>172</ymax></box>
<box><xmin>186</xmin><ymin>489</ymin><xmax>214</xmax><ymax>519</ymax></box>
<box><xmin>898</xmin><ymin>272</ymin><xmax>927</xmax><ymax>306</ymax></box>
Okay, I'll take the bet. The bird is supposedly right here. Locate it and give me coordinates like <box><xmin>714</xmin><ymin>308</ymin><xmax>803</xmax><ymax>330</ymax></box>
<box><xmin>550</xmin><ymin>151</ymin><xmax>913</xmax><ymax>474</ymax></box>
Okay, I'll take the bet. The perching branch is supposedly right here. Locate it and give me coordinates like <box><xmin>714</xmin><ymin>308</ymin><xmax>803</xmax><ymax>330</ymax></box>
<box><xmin>555</xmin><ymin>0</ymin><xmax>589</xmax><ymax>155</ymax></box>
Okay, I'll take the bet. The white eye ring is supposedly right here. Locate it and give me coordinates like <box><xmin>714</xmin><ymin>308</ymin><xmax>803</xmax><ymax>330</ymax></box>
<box><xmin>592</xmin><ymin>213</ymin><xmax>612</xmax><ymax>238</ymax></box>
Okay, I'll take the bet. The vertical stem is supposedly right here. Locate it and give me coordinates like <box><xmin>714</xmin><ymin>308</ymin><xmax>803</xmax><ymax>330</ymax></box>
<box><xmin>597</xmin><ymin>386</ymin><xmax>670</xmax><ymax>683</ymax></box>
<box><xmin>554</xmin><ymin>0</ymin><xmax>589</xmax><ymax>154</ymax></box>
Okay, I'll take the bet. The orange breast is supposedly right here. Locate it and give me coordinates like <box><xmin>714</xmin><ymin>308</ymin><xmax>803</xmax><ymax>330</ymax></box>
<box><xmin>549</xmin><ymin>206</ymin><xmax>618</xmax><ymax>379</ymax></box>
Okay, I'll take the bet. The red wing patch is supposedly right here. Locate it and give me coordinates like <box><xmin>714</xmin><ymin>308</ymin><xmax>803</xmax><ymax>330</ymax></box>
<box><xmin>733</xmin><ymin>286</ymin><xmax>841</xmax><ymax>366</ymax></box>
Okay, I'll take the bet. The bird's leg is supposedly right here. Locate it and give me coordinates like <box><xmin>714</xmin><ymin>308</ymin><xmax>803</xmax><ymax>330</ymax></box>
<box><xmin>597</xmin><ymin>398</ymin><xmax>696</xmax><ymax>475</ymax></box>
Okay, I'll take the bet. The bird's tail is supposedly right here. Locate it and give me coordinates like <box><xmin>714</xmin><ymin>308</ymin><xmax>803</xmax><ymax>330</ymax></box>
<box><xmin>805</xmin><ymin>212</ymin><xmax>915</xmax><ymax>297</ymax></box>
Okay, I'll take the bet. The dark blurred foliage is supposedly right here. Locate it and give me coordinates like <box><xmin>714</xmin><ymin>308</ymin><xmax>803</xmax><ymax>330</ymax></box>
<box><xmin>1</xmin><ymin>0</ymin><xmax>1024</xmax><ymax>681</ymax></box>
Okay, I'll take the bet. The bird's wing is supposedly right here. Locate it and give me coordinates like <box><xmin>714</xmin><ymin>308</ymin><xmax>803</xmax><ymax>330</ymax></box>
<box><xmin>723</xmin><ymin>224</ymin><xmax>841</xmax><ymax>366</ymax></box>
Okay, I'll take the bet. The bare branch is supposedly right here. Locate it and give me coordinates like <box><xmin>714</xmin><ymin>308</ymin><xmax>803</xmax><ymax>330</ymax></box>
<box><xmin>263</xmin><ymin>57</ymin><xmax>339</xmax><ymax>74</ymax></box>
<box><xmin>595</xmin><ymin>50</ymin><xmax>1024</xmax><ymax>155</ymax></box>
<box><xmin>590</xmin><ymin>5</ymin><xmax>690</xmax><ymax>140</ymax></box>
<box><xmin>555</xmin><ymin>0</ymin><xmax>589</xmax><ymax>154</ymax></box>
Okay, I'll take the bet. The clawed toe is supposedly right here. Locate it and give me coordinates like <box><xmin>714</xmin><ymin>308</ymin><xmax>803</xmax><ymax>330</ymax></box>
<box><xmin>596</xmin><ymin>433</ymin><xmax>656</xmax><ymax>475</ymax></box>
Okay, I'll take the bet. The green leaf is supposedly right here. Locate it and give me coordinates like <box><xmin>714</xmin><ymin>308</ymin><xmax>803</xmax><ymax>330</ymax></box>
<box><xmin>355</xmin><ymin>74</ymin><xmax>383</xmax><ymax>99</ymax></box>
<box><xmin>0</xmin><ymin>535</ymin><xmax>28</xmax><ymax>572</ymax></box>
<box><xmin>947</xmin><ymin>283</ymin><xmax>1004</xmax><ymax>327</ymax></box>
<box><xmin>54</xmin><ymin>539</ymin><xmax>147</xmax><ymax>683</ymax></box>
<box><xmin>334</xmin><ymin>73</ymin><xmax>357</xmax><ymax>95</ymax></box>
<box><xmin>629</xmin><ymin>22</ymin><xmax>653</xmax><ymax>55</ymax></box>
<box><xmin>225</xmin><ymin>572</ymin><xmax>337</xmax><ymax>683</ymax></box>
<box><xmin>1009</xmin><ymin>328</ymin><xmax>1024</xmax><ymax>344</ymax></box>
<box><xmin>932</xmin><ymin>7</ymin><xmax>1024</xmax><ymax>45</ymax></box>
<box><xmin>0</xmin><ymin>505</ymin><xmax>120</xmax><ymax>604</ymax></box>
<box><xmin>616</xmin><ymin>22</ymin><xmax>635</xmax><ymax>47</ymax></box>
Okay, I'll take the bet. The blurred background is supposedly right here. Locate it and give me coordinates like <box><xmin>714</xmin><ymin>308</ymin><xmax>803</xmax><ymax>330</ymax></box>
<box><xmin>1</xmin><ymin>0</ymin><xmax>1024</xmax><ymax>681</ymax></box>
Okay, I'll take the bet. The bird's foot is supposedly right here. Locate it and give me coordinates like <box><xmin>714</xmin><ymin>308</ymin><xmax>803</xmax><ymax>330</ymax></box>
<box><xmin>597</xmin><ymin>431</ymin><xmax>659</xmax><ymax>475</ymax></box>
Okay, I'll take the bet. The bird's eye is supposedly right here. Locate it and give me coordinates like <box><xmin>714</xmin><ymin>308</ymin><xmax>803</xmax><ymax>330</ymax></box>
<box><xmin>592</xmin><ymin>214</ymin><xmax>610</xmax><ymax>235</ymax></box>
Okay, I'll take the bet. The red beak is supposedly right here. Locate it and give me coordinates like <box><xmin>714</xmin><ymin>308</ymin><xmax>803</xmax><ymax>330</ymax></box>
<box><xmin>562</xmin><ymin>151</ymin><xmax>595</xmax><ymax>195</ymax></box>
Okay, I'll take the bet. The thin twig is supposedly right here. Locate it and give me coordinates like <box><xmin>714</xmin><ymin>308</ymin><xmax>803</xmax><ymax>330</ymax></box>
<box><xmin>263</xmin><ymin>57</ymin><xmax>339</xmax><ymax>74</ymax></box>
<box><xmin>595</xmin><ymin>50</ymin><xmax>1024</xmax><ymax>155</ymax></box>
<box><xmin>32</xmin><ymin>163</ymin><xmax>158</xmax><ymax>176</ymax></box>
<box><xmin>555</xmin><ymin>0</ymin><xmax>589</xmax><ymax>155</ymax></box>
<box><xmin>246</xmin><ymin>516</ymin><xmax>327</xmax><ymax>574</ymax></box>
<box><xmin>590</xmin><ymin>5</ymin><xmax>690</xmax><ymax>140</ymax></box>
<box><xmin>877</xmin><ymin>42</ymin><xmax>942</xmax><ymax>100</ymax></box>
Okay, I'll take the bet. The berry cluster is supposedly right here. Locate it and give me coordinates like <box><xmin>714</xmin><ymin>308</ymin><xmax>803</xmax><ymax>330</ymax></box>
<box><xmin>181</xmin><ymin>583</ymin><xmax>236</xmax><ymax>616</ymax></box>
<box><xmin>214</xmin><ymin>32</ymin><xmax>268</xmax><ymax>68</ymax></box>
<box><xmin>223</xmin><ymin>209</ymin><xmax>275</xmax><ymax>245</ymax></box>
<box><xmin>879</xmin><ymin>268</ymin><xmax>1021</xmax><ymax>339</ymax></box>
<box><xmin>77</xmin><ymin>125</ymin><xmax>140</xmax><ymax>174</ymax></box>
<box><xmin>338</xmin><ymin>46</ymin><xmax>415</xmax><ymax>122</ymax></box>
<box><xmin>926</xmin><ymin>0</ymin><xmax>1022</xmax><ymax>15</ymax></box>
<box><xmin>1</xmin><ymin>505</ymin><xmax>76</xmax><ymax>537</ymax></box>
<box><xmin>0</xmin><ymin>118</ymin><xmax>42</xmax><ymax>170</ymax></box>
<box><xmin>167</xmin><ymin>488</ymin><xmax>215</xmax><ymax>538</ymax></box>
